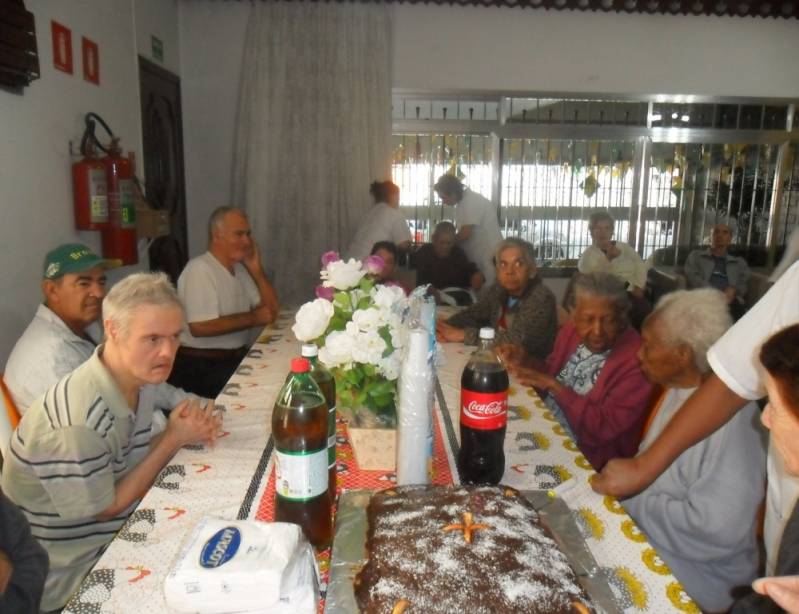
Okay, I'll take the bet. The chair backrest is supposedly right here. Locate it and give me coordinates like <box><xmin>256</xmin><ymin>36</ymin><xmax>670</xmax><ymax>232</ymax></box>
<box><xmin>0</xmin><ymin>375</ymin><xmax>21</xmax><ymax>465</ymax></box>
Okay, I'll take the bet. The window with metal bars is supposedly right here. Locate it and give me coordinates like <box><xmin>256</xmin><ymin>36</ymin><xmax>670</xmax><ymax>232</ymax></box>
<box><xmin>392</xmin><ymin>94</ymin><xmax>798</xmax><ymax>269</ymax></box>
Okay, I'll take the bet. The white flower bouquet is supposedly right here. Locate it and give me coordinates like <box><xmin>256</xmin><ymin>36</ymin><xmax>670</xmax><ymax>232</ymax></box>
<box><xmin>292</xmin><ymin>251</ymin><xmax>408</xmax><ymax>427</ymax></box>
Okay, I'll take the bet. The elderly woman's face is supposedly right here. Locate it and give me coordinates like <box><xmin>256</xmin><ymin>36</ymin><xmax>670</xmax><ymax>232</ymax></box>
<box><xmin>496</xmin><ymin>246</ymin><xmax>534</xmax><ymax>296</ymax></box>
<box><xmin>375</xmin><ymin>248</ymin><xmax>396</xmax><ymax>280</ymax></box>
<box><xmin>433</xmin><ymin>232</ymin><xmax>456</xmax><ymax>258</ymax></box>
<box><xmin>762</xmin><ymin>373</ymin><xmax>799</xmax><ymax>477</ymax></box>
<box><xmin>590</xmin><ymin>220</ymin><xmax>614</xmax><ymax>248</ymax></box>
<box><xmin>637</xmin><ymin>317</ymin><xmax>691</xmax><ymax>387</ymax></box>
<box><xmin>573</xmin><ymin>293</ymin><xmax>624</xmax><ymax>353</ymax></box>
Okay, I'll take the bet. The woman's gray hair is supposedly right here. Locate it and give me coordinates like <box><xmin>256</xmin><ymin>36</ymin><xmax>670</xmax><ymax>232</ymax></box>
<box><xmin>103</xmin><ymin>272</ymin><xmax>183</xmax><ymax>337</ymax></box>
<box><xmin>573</xmin><ymin>272</ymin><xmax>630</xmax><ymax>317</ymax></box>
<box><xmin>650</xmin><ymin>288</ymin><xmax>732</xmax><ymax>374</ymax></box>
<box><xmin>493</xmin><ymin>237</ymin><xmax>536</xmax><ymax>268</ymax></box>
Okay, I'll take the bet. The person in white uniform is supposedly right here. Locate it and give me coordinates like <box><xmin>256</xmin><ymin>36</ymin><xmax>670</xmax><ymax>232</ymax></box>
<box><xmin>594</xmin><ymin>260</ymin><xmax>799</xmax><ymax>577</ymax></box>
<box><xmin>346</xmin><ymin>181</ymin><xmax>412</xmax><ymax>261</ymax></box>
<box><xmin>169</xmin><ymin>207</ymin><xmax>280</xmax><ymax>399</ymax></box>
<box><xmin>434</xmin><ymin>174</ymin><xmax>502</xmax><ymax>286</ymax></box>
<box><xmin>5</xmin><ymin>243</ymin><xmax>194</xmax><ymax>419</ymax></box>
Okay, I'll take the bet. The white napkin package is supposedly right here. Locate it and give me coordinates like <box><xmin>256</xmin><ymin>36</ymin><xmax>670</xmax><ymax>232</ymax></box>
<box><xmin>164</xmin><ymin>517</ymin><xmax>318</xmax><ymax>614</ymax></box>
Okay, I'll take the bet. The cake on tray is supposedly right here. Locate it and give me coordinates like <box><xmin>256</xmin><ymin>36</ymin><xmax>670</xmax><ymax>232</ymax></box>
<box><xmin>354</xmin><ymin>484</ymin><xmax>592</xmax><ymax>614</ymax></box>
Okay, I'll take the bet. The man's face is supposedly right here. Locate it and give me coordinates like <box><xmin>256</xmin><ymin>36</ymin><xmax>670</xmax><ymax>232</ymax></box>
<box><xmin>433</xmin><ymin>233</ymin><xmax>456</xmax><ymax>258</ymax></box>
<box><xmin>711</xmin><ymin>225</ymin><xmax>732</xmax><ymax>250</ymax></box>
<box><xmin>496</xmin><ymin>246</ymin><xmax>534</xmax><ymax>295</ymax></box>
<box><xmin>437</xmin><ymin>191</ymin><xmax>459</xmax><ymax>207</ymax></box>
<box><xmin>214</xmin><ymin>211</ymin><xmax>253</xmax><ymax>263</ymax></box>
<box><xmin>107</xmin><ymin>304</ymin><xmax>183</xmax><ymax>386</ymax></box>
<box><xmin>45</xmin><ymin>267</ymin><xmax>107</xmax><ymax>331</ymax></box>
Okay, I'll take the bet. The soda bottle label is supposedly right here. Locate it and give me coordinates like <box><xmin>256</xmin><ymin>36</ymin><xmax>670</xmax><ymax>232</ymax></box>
<box><xmin>460</xmin><ymin>390</ymin><xmax>508</xmax><ymax>430</ymax></box>
<box><xmin>328</xmin><ymin>403</ymin><xmax>336</xmax><ymax>469</ymax></box>
<box><xmin>274</xmin><ymin>447</ymin><xmax>328</xmax><ymax>501</ymax></box>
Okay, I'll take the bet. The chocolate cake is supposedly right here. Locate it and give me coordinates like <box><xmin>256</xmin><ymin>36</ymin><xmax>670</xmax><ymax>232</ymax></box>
<box><xmin>354</xmin><ymin>485</ymin><xmax>592</xmax><ymax>614</ymax></box>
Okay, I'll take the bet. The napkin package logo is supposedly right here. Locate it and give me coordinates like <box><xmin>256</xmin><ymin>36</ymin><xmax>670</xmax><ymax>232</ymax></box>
<box><xmin>200</xmin><ymin>526</ymin><xmax>241</xmax><ymax>568</ymax></box>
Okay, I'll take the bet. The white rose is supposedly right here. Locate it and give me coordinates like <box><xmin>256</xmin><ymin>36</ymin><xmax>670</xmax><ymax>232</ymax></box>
<box><xmin>378</xmin><ymin>352</ymin><xmax>401</xmax><ymax>380</ymax></box>
<box><xmin>372</xmin><ymin>284</ymin><xmax>406</xmax><ymax>310</ymax></box>
<box><xmin>351</xmin><ymin>307</ymin><xmax>382</xmax><ymax>332</ymax></box>
<box><xmin>292</xmin><ymin>298</ymin><xmax>334</xmax><ymax>342</ymax></box>
<box><xmin>321</xmin><ymin>258</ymin><xmax>366</xmax><ymax>290</ymax></box>
<box><xmin>318</xmin><ymin>329</ymin><xmax>356</xmax><ymax>368</ymax></box>
<box><xmin>351</xmin><ymin>329</ymin><xmax>387</xmax><ymax>366</ymax></box>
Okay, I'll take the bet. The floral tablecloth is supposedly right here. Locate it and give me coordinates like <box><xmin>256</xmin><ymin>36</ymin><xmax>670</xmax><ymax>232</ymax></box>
<box><xmin>64</xmin><ymin>312</ymin><xmax>697</xmax><ymax>613</ymax></box>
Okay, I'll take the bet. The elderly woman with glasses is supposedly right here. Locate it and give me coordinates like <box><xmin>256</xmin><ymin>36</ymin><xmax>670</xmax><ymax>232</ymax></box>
<box><xmin>436</xmin><ymin>237</ymin><xmax>557</xmax><ymax>360</ymax></box>
<box><xmin>623</xmin><ymin>289</ymin><xmax>766</xmax><ymax>614</ymax></box>
<box><xmin>502</xmin><ymin>272</ymin><xmax>652</xmax><ymax>470</ymax></box>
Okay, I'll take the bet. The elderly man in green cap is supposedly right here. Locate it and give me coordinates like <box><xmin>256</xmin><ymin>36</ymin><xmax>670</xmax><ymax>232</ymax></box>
<box><xmin>4</xmin><ymin>244</ymin><xmax>196</xmax><ymax>416</ymax></box>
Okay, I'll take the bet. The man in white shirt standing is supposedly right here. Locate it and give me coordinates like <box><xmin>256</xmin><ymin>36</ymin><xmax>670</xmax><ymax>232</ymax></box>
<box><xmin>169</xmin><ymin>206</ymin><xmax>279</xmax><ymax>399</ymax></box>
<box><xmin>434</xmin><ymin>174</ymin><xmax>503</xmax><ymax>286</ymax></box>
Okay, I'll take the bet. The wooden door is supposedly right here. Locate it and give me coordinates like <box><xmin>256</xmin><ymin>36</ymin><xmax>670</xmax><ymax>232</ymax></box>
<box><xmin>138</xmin><ymin>56</ymin><xmax>188</xmax><ymax>283</ymax></box>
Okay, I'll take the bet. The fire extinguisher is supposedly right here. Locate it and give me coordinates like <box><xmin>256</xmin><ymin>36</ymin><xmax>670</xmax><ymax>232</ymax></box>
<box><xmin>101</xmin><ymin>138</ymin><xmax>138</xmax><ymax>265</ymax></box>
<box><xmin>72</xmin><ymin>131</ymin><xmax>109</xmax><ymax>230</ymax></box>
<box><xmin>75</xmin><ymin>113</ymin><xmax>139</xmax><ymax>265</ymax></box>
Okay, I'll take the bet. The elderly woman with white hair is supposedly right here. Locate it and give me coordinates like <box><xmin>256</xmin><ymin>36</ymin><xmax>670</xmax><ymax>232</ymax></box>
<box><xmin>436</xmin><ymin>237</ymin><xmax>557</xmax><ymax>360</ymax></box>
<box><xmin>623</xmin><ymin>288</ymin><xmax>767</xmax><ymax>613</ymax></box>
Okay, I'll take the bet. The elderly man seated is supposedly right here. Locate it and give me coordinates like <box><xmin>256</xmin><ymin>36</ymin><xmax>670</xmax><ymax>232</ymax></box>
<box><xmin>1</xmin><ymin>273</ymin><xmax>221</xmax><ymax>612</ymax></box>
<box><xmin>502</xmin><ymin>272</ymin><xmax>651</xmax><ymax>470</ymax></box>
<box><xmin>684</xmin><ymin>223</ymin><xmax>750</xmax><ymax>319</ymax></box>
<box><xmin>624</xmin><ymin>289</ymin><xmax>766</xmax><ymax>613</ymax></box>
<box><xmin>4</xmin><ymin>243</ymin><xmax>198</xmax><ymax>416</ymax></box>
<box><xmin>436</xmin><ymin>238</ymin><xmax>557</xmax><ymax>360</ymax></box>
<box><xmin>412</xmin><ymin>222</ymin><xmax>484</xmax><ymax>303</ymax></box>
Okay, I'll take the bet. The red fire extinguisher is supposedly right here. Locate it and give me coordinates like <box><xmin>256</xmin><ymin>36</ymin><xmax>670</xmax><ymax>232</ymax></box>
<box><xmin>101</xmin><ymin>138</ymin><xmax>138</xmax><ymax>265</ymax></box>
<box><xmin>72</xmin><ymin>138</ymin><xmax>109</xmax><ymax>230</ymax></box>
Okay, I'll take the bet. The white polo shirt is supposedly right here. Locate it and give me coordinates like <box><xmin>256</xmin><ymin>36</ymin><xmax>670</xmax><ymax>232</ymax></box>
<box><xmin>707</xmin><ymin>260</ymin><xmax>799</xmax><ymax>574</ymax></box>
<box><xmin>346</xmin><ymin>202</ymin><xmax>412</xmax><ymax>261</ymax></box>
<box><xmin>454</xmin><ymin>189</ymin><xmax>503</xmax><ymax>285</ymax></box>
<box><xmin>177</xmin><ymin>252</ymin><xmax>261</xmax><ymax>350</ymax></box>
<box><xmin>578</xmin><ymin>243</ymin><xmax>649</xmax><ymax>290</ymax></box>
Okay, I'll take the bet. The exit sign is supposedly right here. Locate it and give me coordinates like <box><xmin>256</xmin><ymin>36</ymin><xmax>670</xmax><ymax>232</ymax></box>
<box><xmin>151</xmin><ymin>36</ymin><xmax>163</xmax><ymax>62</ymax></box>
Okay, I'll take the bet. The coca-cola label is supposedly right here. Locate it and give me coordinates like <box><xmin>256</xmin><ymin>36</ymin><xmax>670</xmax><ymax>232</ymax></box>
<box><xmin>460</xmin><ymin>390</ymin><xmax>508</xmax><ymax>430</ymax></box>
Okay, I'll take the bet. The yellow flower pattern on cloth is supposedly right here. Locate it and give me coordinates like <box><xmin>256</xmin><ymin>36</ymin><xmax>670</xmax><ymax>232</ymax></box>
<box><xmin>574</xmin><ymin>455</ymin><xmax>593</xmax><ymax>471</ymax></box>
<box><xmin>508</xmin><ymin>405</ymin><xmax>532</xmax><ymax>421</ymax></box>
<box><xmin>552</xmin><ymin>424</ymin><xmax>568</xmax><ymax>437</ymax></box>
<box><xmin>533</xmin><ymin>464</ymin><xmax>573</xmax><ymax>489</ymax></box>
<box><xmin>541</xmin><ymin>409</ymin><xmax>558</xmax><ymax>422</ymax></box>
<box><xmin>621</xmin><ymin>519</ymin><xmax>648</xmax><ymax>543</ymax></box>
<box><xmin>603</xmin><ymin>495</ymin><xmax>626</xmax><ymax>515</ymax></box>
<box><xmin>666</xmin><ymin>581</ymin><xmax>701</xmax><ymax>613</ymax></box>
<box><xmin>562</xmin><ymin>438</ymin><xmax>579</xmax><ymax>452</ymax></box>
<box><xmin>514</xmin><ymin>431</ymin><xmax>550</xmax><ymax>451</ymax></box>
<box><xmin>599</xmin><ymin>566</ymin><xmax>649</xmax><ymax>610</ymax></box>
<box><xmin>573</xmin><ymin>508</ymin><xmax>605</xmax><ymax>540</ymax></box>
<box><xmin>642</xmin><ymin>547</ymin><xmax>671</xmax><ymax>575</ymax></box>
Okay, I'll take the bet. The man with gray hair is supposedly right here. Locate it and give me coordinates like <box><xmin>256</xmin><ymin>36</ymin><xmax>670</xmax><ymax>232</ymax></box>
<box><xmin>170</xmin><ymin>206</ymin><xmax>280</xmax><ymax>398</ymax></box>
<box><xmin>624</xmin><ymin>289</ymin><xmax>765</xmax><ymax>612</ymax></box>
<box><xmin>2</xmin><ymin>273</ymin><xmax>222</xmax><ymax>612</ymax></box>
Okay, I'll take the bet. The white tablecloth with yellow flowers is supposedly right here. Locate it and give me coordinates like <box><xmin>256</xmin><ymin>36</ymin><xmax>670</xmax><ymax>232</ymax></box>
<box><xmin>435</xmin><ymin>342</ymin><xmax>699</xmax><ymax>614</ymax></box>
<box><xmin>62</xmin><ymin>310</ymin><xmax>697</xmax><ymax>614</ymax></box>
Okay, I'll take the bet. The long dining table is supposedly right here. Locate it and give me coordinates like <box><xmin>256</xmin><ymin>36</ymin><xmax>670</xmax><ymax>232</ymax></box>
<box><xmin>63</xmin><ymin>310</ymin><xmax>698</xmax><ymax>614</ymax></box>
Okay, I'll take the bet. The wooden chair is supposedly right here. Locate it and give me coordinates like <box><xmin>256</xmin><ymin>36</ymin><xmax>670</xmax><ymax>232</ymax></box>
<box><xmin>0</xmin><ymin>375</ymin><xmax>21</xmax><ymax>467</ymax></box>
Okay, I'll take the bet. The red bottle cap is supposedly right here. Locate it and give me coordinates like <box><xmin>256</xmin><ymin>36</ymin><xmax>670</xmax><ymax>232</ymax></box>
<box><xmin>291</xmin><ymin>357</ymin><xmax>310</xmax><ymax>373</ymax></box>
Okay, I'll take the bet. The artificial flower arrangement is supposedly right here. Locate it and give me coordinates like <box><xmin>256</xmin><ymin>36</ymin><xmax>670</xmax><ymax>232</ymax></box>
<box><xmin>292</xmin><ymin>251</ymin><xmax>408</xmax><ymax>427</ymax></box>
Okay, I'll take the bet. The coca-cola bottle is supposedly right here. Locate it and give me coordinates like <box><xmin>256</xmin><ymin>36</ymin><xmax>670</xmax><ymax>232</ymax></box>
<box><xmin>301</xmin><ymin>343</ymin><xmax>337</xmax><ymax>499</ymax></box>
<box><xmin>457</xmin><ymin>327</ymin><xmax>509</xmax><ymax>485</ymax></box>
<box><xmin>272</xmin><ymin>357</ymin><xmax>333</xmax><ymax>549</ymax></box>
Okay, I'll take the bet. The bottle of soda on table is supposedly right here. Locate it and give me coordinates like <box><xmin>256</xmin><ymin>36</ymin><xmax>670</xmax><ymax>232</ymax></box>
<box><xmin>457</xmin><ymin>327</ymin><xmax>509</xmax><ymax>485</ymax></box>
<box><xmin>301</xmin><ymin>343</ymin><xmax>337</xmax><ymax>500</ymax></box>
<box><xmin>272</xmin><ymin>357</ymin><xmax>333</xmax><ymax>549</ymax></box>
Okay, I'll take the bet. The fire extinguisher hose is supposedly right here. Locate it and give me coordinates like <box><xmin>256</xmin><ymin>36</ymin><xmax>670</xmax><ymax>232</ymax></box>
<box><xmin>79</xmin><ymin>112</ymin><xmax>116</xmax><ymax>157</ymax></box>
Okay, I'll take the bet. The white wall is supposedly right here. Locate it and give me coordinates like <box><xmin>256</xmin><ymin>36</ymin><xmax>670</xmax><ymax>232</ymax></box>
<box><xmin>0</xmin><ymin>0</ymin><xmax>180</xmax><ymax>365</ymax></box>
<box><xmin>391</xmin><ymin>6</ymin><xmax>799</xmax><ymax>96</ymax></box>
<box><xmin>134</xmin><ymin>0</ymin><xmax>181</xmax><ymax>75</ymax></box>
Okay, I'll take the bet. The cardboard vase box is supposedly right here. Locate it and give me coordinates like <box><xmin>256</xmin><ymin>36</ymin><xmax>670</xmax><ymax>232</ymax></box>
<box><xmin>347</xmin><ymin>426</ymin><xmax>396</xmax><ymax>472</ymax></box>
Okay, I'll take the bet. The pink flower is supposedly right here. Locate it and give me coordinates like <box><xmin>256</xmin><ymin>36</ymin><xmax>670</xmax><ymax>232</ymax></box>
<box><xmin>315</xmin><ymin>285</ymin><xmax>335</xmax><ymax>301</ymax></box>
<box><xmin>321</xmin><ymin>251</ymin><xmax>341</xmax><ymax>267</ymax></box>
<box><xmin>363</xmin><ymin>254</ymin><xmax>385</xmax><ymax>276</ymax></box>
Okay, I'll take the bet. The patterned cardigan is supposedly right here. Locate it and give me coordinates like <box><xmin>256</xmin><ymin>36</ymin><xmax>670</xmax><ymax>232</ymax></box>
<box><xmin>446</xmin><ymin>275</ymin><xmax>557</xmax><ymax>360</ymax></box>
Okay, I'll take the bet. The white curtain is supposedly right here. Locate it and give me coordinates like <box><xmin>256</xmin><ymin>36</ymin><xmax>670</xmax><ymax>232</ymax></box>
<box><xmin>232</xmin><ymin>2</ymin><xmax>392</xmax><ymax>305</ymax></box>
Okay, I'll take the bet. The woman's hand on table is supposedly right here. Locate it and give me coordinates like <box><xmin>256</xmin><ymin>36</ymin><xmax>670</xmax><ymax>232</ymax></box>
<box><xmin>753</xmin><ymin>576</ymin><xmax>799</xmax><ymax>613</ymax></box>
<box><xmin>509</xmin><ymin>365</ymin><xmax>563</xmax><ymax>395</ymax></box>
<box><xmin>166</xmin><ymin>398</ymin><xmax>224</xmax><ymax>449</ymax></box>
<box><xmin>435</xmin><ymin>320</ymin><xmax>465</xmax><ymax>343</ymax></box>
<box><xmin>496</xmin><ymin>343</ymin><xmax>528</xmax><ymax>368</ymax></box>
<box><xmin>590</xmin><ymin>455</ymin><xmax>651</xmax><ymax>498</ymax></box>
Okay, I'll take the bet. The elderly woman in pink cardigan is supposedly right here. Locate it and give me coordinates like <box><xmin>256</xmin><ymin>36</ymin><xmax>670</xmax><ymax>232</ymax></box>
<box><xmin>500</xmin><ymin>272</ymin><xmax>652</xmax><ymax>470</ymax></box>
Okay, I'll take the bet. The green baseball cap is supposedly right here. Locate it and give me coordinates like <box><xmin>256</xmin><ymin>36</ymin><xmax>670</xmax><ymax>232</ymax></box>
<box><xmin>42</xmin><ymin>243</ymin><xmax>122</xmax><ymax>280</ymax></box>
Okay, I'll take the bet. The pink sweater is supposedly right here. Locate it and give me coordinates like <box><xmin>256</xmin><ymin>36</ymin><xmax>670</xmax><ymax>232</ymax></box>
<box><xmin>540</xmin><ymin>321</ymin><xmax>652</xmax><ymax>470</ymax></box>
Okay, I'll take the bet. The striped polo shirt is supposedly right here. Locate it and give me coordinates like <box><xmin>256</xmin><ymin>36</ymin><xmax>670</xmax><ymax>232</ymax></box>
<box><xmin>1</xmin><ymin>345</ymin><xmax>158</xmax><ymax>611</ymax></box>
